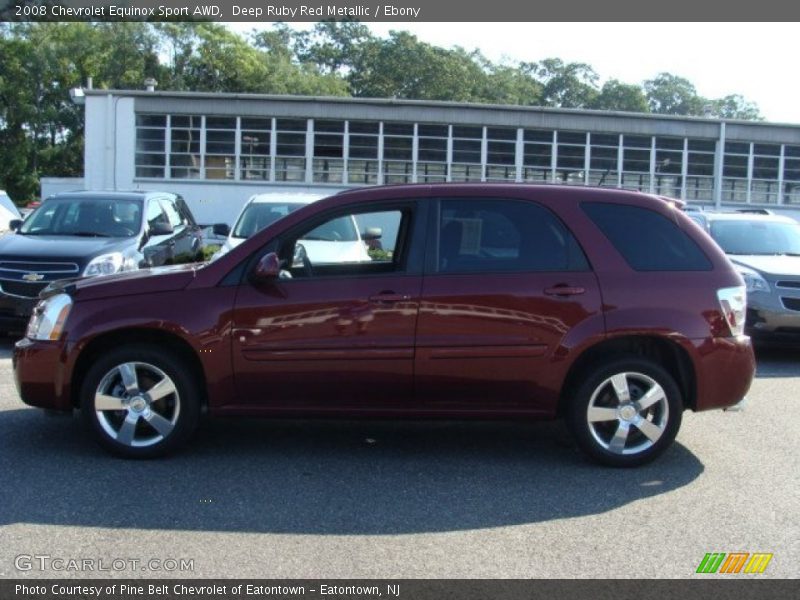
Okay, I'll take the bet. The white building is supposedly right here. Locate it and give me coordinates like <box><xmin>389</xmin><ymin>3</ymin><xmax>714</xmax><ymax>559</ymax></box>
<box><xmin>49</xmin><ymin>89</ymin><xmax>800</xmax><ymax>224</ymax></box>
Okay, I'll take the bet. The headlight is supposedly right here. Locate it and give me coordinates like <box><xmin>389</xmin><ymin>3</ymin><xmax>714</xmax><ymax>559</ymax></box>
<box><xmin>83</xmin><ymin>252</ymin><xmax>134</xmax><ymax>276</ymax></box>
<box><xmin>26</xmin><ymin>293</ymin><xmax>72</xmax><ymax>341</ymax></box>
<box><xmin>738</xmin><ymin>267</ymin><xmax>770</xmax><ymax>293</ymax></box>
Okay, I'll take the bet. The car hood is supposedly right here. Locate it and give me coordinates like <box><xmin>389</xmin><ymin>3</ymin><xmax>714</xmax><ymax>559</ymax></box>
<box><xmin>0</xmin><ymin>233</ymin><xmax>132</xmax><ymax>259</ymax></box>
<box><xmin>728</xmin><ymin>255</ymin><xmax>800</xmax><ymax>277</ymax></box>
<box><xmin>51</xmin><ymin>263</ymin><xmax>201</xmax><ymax>302</ymax></box>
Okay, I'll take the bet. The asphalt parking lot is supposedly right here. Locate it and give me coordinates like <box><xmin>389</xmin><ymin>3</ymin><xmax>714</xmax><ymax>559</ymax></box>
<box><xmin>0</xmin><ymin>336</ymin><xmax>797</xmax><ymax>579</ymax></box>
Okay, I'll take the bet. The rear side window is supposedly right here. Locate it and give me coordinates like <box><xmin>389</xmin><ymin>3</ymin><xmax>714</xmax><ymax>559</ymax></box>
<box><xmin>583</xmin><ymin>202</ymin><xmax>712</xmax><ymax>271</ymax></box>
<box><xmin>437</xmin><ymin>198</ymin><xmax>589</xmax><ymax>273</ymax></box>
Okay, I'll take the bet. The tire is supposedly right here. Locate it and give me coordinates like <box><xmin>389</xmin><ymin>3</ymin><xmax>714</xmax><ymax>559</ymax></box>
<box><xmin>80</xmin><ymin>344</ymin><xmax>200</xmax><ymax>458</ymax></box>
<box><xmin>566</xmin><ymin>357</ymin><xmax>683</xmax><ymax>467</ymax></box>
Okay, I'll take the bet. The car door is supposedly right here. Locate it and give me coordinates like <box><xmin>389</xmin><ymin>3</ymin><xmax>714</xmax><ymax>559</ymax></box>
<box><xmin>415</xmin><ymin>196</ymin><xmax>603</xmax><ymax>412</ymax></box>
<box><xmin>230</xmin><ymin>201</ymin><xmax>426</xmax><ymax>410</ymax></box>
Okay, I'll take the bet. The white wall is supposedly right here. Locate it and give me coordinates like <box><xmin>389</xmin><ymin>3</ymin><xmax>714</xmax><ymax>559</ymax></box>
<box><xmin>40</xmin><ymin>177</ymin><xmax>85</xmax><ymax>199</ymax></box>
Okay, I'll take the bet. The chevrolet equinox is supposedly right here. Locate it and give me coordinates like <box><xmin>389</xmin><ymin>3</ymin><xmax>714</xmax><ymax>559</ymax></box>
<box><xmin>13</xmin><ymin>184</ymin><xmax>755</xmax><ymax>466</ymax></box>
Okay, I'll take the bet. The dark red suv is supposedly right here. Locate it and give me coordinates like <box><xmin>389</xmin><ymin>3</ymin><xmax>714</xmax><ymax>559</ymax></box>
<box><xmin>13</xmin><ymin>184</ymin><xmax>755</xmax><ymax>466</ymax></box>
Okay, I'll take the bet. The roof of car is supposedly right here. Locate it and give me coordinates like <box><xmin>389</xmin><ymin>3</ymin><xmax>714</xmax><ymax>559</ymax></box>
<box><xmin>47</xmin><ymin>190</ymin><xmax>176</xmax><ymax>201</ymax></box>
<box><xmin>690</xmin><ymin>211</ymin><xmax>796</xmax><ymax>224</ymax></box>
<box><xmin>248</xmin><ymin>192</ymin><xmax>326</xmax><ymax>204</ymax></box>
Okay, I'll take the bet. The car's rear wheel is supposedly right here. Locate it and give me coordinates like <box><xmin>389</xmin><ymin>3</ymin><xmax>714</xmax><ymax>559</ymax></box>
<box><xmin>566</xmin><ymin>357</ymin><xmax>683</xmax><ymax>467</ymax></box>
<box><xmin>80</xmin><ymin>345</ymin><xmax>200</xmax><ymax>458</ymax></box>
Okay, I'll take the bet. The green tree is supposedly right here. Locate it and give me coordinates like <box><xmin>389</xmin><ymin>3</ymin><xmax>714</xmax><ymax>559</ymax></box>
<box><xmin>644</xmin><ymin>72</ymin><xmax>704</xmax><ymax>116</ymax></box>
<box><xmin>475</xmin><ymin>61</ymin><xmax>544</xmax><ymax>106</ymax></box>
<box><xmin>530</xmin><ymin>58</ymin><xmax>599</xmax><ymax>108</ymax></box>
<box><xmin>708</xmin><ymin>94</ymin><xmax>762</xmax><ymax>120</ymax></box>
<box><xmin>590</xmin><ymin>79</ymin><xmax>649</xmax><ymax>113</ymax></box>
<box><xmin>295</xmin><ymin>20</ymin><xmax>374</xmax><ymax>75</ymax></box>
<box><xmin>166</xmin><ymin>22</ymin><xmax>347</xmax><ymax>96</ymax></box>
<box><xmin>0</xmin><ymin>22</ymin><xmax>163</xmax><ymax>201</ymax></box>
<box><xmin>348</xmin><ymin>31</ymin><xmax>486</xmax><ymax>101</ymax></box>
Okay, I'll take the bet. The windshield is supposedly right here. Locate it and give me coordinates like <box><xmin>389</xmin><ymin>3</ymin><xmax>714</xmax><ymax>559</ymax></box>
<box><xmin>710</xmin><ymin>219</ymin><xmax>800</xmax><ymax>255</ymax></box>
<box><xmin>232</xmin><ymin>202</ymin><xmax>305</xmax><ymax>239</ymax></box>
<box><xmin>304</xmin><ymin>215</ymin><xmax>359</xmax><ymax>242</ymax></box>
<box><xmin>20</xmin><ymin>198</ymin><xmax>142</xmax><ymax>238</ymax></box>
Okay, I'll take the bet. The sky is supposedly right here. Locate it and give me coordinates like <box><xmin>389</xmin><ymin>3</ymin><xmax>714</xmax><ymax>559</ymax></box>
<box><xmin>228</xmin><ymin>22</ymin><xmax>800</xmax><ymax>125</ymax></box>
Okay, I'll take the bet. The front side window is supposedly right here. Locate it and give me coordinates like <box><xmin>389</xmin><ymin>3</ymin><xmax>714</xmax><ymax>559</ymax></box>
<box><xmin>280</xmin><ymin>208</ymin><xmax>407</xmax><ymax>278</ymax></box>
<box><xmin>160</xmin><ymin>199</ymin><xmax>184</xmax><ymax>229</ymax></box>
<box><xmin>436</xmin><ymin>198</ymin><xmax>588</xmax><ymax>274</ymax></box>
<box><xmin>146</xmin><ymin>199</ymin><xmax>170</xmax><ymax>231</ymax></box>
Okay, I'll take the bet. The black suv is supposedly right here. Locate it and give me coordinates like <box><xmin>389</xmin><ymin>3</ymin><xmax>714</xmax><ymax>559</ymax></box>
<box><xmin>0</xmin><ymin>190</ymin><xmax>203</xmax><ymax>333</ymax></box>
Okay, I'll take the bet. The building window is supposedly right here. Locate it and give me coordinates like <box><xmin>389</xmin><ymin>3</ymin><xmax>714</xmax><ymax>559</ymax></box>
<box><xmin>523</xmin><ymin>129</ymin><xmax>553</xmax><ymax>182</ymax></box>
<box><xmin>348</xmin><ymin>121</ymin><xmax>380</xmax><ymax>185</ymax></box>
<box><xmin>654</xmin><ymin>137</ymin><xmax>684</xmax><ymax>197</ymax></box>
<box><xmin>417</xmin><ymin>124</ymin><xmax>448</xmax><ymax>183</ymax></box>
<box><xmin>556</xmin><ymin>131</ymin><xmax>586</xmax><ymax>184</ymax></box>
<box><xmin>131</xmin><ymin>109</ymin><xmax>793</xmax><ymax>207</ymax></box>
<box><xmin>450</xmin><ymin>125</ymin><xmax>483</xmax><ymax>182</ymax></box>
<box><xmin>275</xmin><ymin>118</ymin><xmax>307</xmax><ymax>182</ymax></box>
<box><xmin>313</xmin><ymin>120</ymin><xmax>345</xmax><ymax>183</ymax></box>
<box><xmin>240</xmin><ymin>117</ymin><xmax>271</xmax><ymax>181</ymax></box>
<box><xmin>722</xmin><ymin>141</ymin><xmax>749</xmax><ymax>203</ymax></box>
<box><xmin>621</xmin><ymin>134</ymin><xmax>651</xmax><ymax>192</ymax></box>
<box><xmin>170</xmin><ymin>115</ymin><xmax>202</xmax><ymax>179</ymax></box>
<box><xmin>751</xmin><ymin>143</ymin><xmax>780</xmax><ymax>204</ymax></box>
<box><xmin>486</xmin><ymin>127</ymin><xmax>517</xmax><ymax>182</ymax></box>
<box><xmin>686</xmin><ymin>139</ymin><xmax>716</xmax><ymax>202</ymax></box>
<box><xmin>135</xmin><ymin>114</ymin><xmax>166</xmax><ymax>178</ymax></box>
<box><xmin>204</xmin><ymin>116</ymin><xmax>236</xmax><ymax>180</ymax></box>
<box><xmin>784</xmin><ymin>145</ymin><xmax>800</xmax><ymax>204</ymax></box>
<box><xmin>588</xmin><ymin>133</ymin><xmax>619</xmax><ymax>187</ymax></box>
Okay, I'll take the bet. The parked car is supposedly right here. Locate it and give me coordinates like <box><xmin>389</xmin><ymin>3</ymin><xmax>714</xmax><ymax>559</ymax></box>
<box><xmin>211</xmin><ymin>192</ymin><xmax>376</xmax><ymax>265</ymax></box>
<box><xmin>0</xmin><ymin>190</ymin><xmax>21</xmax><ymax>233</ymax></box>
<box><xmin>0</xmin><ymin>190</ymin><xmax>203</xmax><ymax>333</ymax></box>
<box><xmin>14</xmin><ymin>184</ymin><xmax>755</xmax><ymax>466</ymax></box>
<box><xmin>688</xmin><ymin>210</ymin><xmax>800</xmax><ymax>342</ymax></box>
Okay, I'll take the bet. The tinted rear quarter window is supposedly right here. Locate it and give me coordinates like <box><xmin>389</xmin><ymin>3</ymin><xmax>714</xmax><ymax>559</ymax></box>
<box><xmin>583</xmin><ymin>202</ymin><xmax>712</xmax><ymax>271</ymax></box>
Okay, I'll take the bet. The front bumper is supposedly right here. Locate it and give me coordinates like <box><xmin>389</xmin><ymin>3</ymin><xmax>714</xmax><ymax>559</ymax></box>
<box><xmin>746</xmin><ymin>305</ymin><xmax>800</xmax><ymax>340</ymax></box>
<box><xmin>0</xmin><ymin>292</ymin><xmax>37</xmax><ymax>333</ymax></box>
<box><xmin>13</xmin><ymin>337</ymin><xmax>72</xmax><ymax>411</ymax></box>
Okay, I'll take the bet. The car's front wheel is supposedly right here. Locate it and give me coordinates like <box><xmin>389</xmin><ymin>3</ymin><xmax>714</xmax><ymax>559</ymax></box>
<box><xmin>80</xmin><ymin>345</ymin><xmax>200</xmax><ymax>458</ymax></box>
<box><xmin>566</xmin><ymin>357</ymin><xmax>683</xmax><ymax>467</ymax></box>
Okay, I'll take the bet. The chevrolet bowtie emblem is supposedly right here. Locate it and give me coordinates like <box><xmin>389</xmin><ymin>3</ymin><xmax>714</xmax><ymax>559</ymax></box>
<box><xmin>22</xmin><ymin>273</ymin><xmax>45</xmax><ymax>282</ymax></box>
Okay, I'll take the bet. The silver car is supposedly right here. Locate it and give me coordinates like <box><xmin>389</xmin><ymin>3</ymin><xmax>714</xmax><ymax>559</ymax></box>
<box><xmin>690</xmin><ymin>211</ymin><xmax>800</xmax><ymax>341</ymax></box>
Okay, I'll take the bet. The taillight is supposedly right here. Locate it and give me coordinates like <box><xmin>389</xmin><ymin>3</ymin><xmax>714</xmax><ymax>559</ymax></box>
<box><xmin>717</xmin><ymin>286</ymin><xmax>747</xmax><ymax>337</ymax></box>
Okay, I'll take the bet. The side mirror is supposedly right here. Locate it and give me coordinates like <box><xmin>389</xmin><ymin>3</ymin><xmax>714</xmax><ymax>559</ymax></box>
<box><xmin>149</xmin><ymin>221</ymin><xmax>174</xmax><ymax>236</ymax></box>
<box><xmin>252</xmin><ymin>252</ymin><xmax>281</xmax><ymax>283</ymax></box>
<box><xmin>212</xmin><ymin>223</ymin><xmax>230</xmax><ymax>237</ymax></box>
<box><xmin>362</xmin><ymin>227</ymin><xmax>382</xmax><ymax>241</ymax></box>
<box><xmin>8</xmin><ymin>219</ymin><xmax>22</xmax><ymax>231</ymax></box>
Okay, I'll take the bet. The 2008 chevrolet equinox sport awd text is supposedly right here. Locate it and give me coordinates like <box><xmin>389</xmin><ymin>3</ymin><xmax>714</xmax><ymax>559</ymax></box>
<box><xmin>13</xmin><ymin>184</ymin><xmax>755</xmax><ymax>467</ymax></box>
